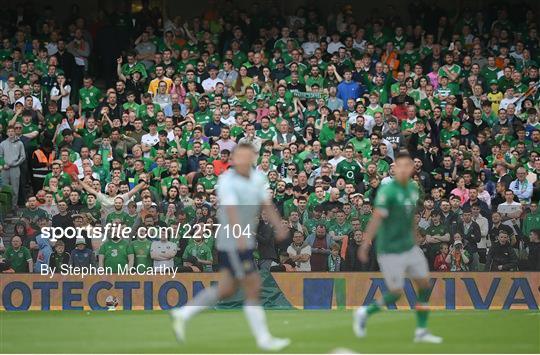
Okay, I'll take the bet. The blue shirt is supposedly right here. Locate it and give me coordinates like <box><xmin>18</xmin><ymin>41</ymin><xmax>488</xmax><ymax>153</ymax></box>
<box><xmin>337</xmin><ymin>80</ymin><xmax>365</xmax><ymax>109</ymax></box>
<box><xmin>34</xmin><ymin>234</ymin><xmax>53</xmax><ymax>273</ymax></box>
<box><xmin>204</xmin><ymin>120</ymin><xmax>225</xmax><ymax>138</ymax></box>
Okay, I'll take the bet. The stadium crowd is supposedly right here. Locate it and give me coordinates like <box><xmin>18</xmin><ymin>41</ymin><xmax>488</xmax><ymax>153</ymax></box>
<box><xmin>0</xmin><ymin>1</ymin><xmax>539</xmax><ymax>275</ymax></box>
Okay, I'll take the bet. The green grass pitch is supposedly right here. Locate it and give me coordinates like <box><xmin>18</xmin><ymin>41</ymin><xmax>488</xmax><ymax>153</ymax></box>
<box><xmin>1</xmin><ymin>310</ymin><xmax>538</xmax><ymax>353</ymax></box>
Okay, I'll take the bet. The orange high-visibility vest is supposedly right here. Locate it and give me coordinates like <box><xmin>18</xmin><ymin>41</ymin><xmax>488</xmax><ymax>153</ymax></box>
<box><xmin>33</xmin><ymin>149</ymin><xmax>55</xmax><ymax>165</ymax></box>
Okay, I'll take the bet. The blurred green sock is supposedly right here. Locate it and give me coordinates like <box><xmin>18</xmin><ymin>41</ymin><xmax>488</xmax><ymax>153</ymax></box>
<box><xmin>367</xmin><ymin>292</ymin><xmax>401</xmax><ymax>316</ymax></box>
<box><xmin>416</xmin><ymin>288</ymin><xmax>431</xmax><ymax>328</ymax></box>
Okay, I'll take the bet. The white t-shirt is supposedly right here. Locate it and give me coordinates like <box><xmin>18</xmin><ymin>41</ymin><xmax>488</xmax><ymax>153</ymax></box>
<box><xmin>141</xmin><ymin>132</ymin><xmax>159</xmax><ymax>147</ymax></box>
<box><xmin>328</xmin><ymin>156</ymin><xmax>345</xmax><ymax>170</ymax></box>
<box><xmin>50</xmin><ymin>85</ymin><xmax>72</xmax><ymax>112</ymax></box>
<box><xmin>287</xmin><ymin>244</ymin><xmax>312</xmax><ymax>271</ymax></box>
<box><xmin>497</xmin><ymin>201</ymin><xmax>522</xmax><ymax>230</ymax></box>
<box><xmin>15</xmin><ymin>95</ymin><xmax>42</xmax><ymax>111</ymax></box>
<box><xmin>151</xmin><ymin>240</ymin><xmax>177</xmax><ymax>269</ymax></box>
<box><xmin>202</xmin><ymin>77</ymin><xmax>224</xmax><ymax>92</ymax></box>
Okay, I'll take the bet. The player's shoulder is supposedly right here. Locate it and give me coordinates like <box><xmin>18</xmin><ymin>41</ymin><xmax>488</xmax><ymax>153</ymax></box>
<box><xmin>379</xmin><ymin>180</ymin><xmax>397</xmax><ymax>195</ymax></box>
<box><xmin>374</xmin><ymin>182</ymin><xmax>394</xmax><ymax>205</ymax></box>
<box><xmin>218</xmin><ymin>168</ymin><xmax>267</xmax><ymax>185</ymax></box>
<box><xmin>252</xmin><ymin>169</ymin><xmax>269</xmax><ymax>184</ymax></box>
<box><xmin>408</xmin><ymin>180</ymin><xmax>420</xmax><ymax>197</ymax></box>
<box><xmin>217</xmin><ymin>169</ymin><xmax>237</xmax><ymax>185</ymax></box>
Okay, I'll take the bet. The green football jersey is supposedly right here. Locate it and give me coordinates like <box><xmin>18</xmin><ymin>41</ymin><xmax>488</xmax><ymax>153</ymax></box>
<box><xmin>131</xmin><ymin>239</ymin><xmax>153</xmax><ymax>268</ymax></box>
<box><xmin>424</xmin><ymin>223</ymin><xmax>448</xmax><ymax>258</ymax></box>
<box><xmin>198</xmin><ymin>175</ymin><xmax>218</xmax><ymax>191</ymax></box>
<box><xmin>106</xmin><ymin>211</ymin><xmax>130</xmax><ymax>224</ymax></box>
<box><xmin>335</xmin><ymin>159</ymin><xmax>363</xmax><ymax>184</ymax></box>
<box><xmin>79</xmin><ymin>86</ymin><xmax>102</xmax><ymax>111</ymax></box>
<box><xmin>99</xmin><ymin>240</ymin><xmax>133</xmax><ymax>273</ymax></box>
<box><xmin>373</xmin><ymin>180</ymin><xmax>419</xmax><ymax>254</ymax></box>
<box><xmin>194</xmin><ymin>110</ymin><xmax>212</xmax><ymax>125</ymax></box>
<box><xmin>5</xmin><ymin>246</ymin><xmax>32</xmax><ymax>272</ymax></box>
<box><xmin>182</xmin><ymin>242</ymin><xmax>213</xmax><ymax>271</ymax></box>
<box><xmin>328</xmin><ymin>220</ymin><xmax>352</xmax><ymax>239</ymax></box>
<box><xmin>256</xmin><ymin>128</ymin><xmax>276</xmax><ymax>141</ymax></box>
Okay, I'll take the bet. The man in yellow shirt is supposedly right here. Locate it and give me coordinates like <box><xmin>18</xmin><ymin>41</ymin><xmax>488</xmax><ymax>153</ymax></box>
<box><xmin>147</xmin><ymin>64</ymin><xmax>173</xmax><ymax>96</ymax></box>
<box><xmin>487</xmin><ymin>79</ymin><xmax>503</xmax><ymax>113</ymax></box>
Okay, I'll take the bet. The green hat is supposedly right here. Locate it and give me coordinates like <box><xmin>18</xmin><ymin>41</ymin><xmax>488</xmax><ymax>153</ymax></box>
<box><xmin>431</xmin><ymin>168</ymin><xmax>444</xmax><ymax>176</ymax></box>
<box><xmin>462</xmin><ymin>122</ymin><xmax>472</xmax><ymax>131</ymax></box>
<box><xmin>256</xmin><ymin>94</ymin><xmax>265</xmax><ymax>101</ymax></box>
<box><xmin>489</xmin><ymin>79</ymin><xmax>498</xmax><ymax>85</ymax></box>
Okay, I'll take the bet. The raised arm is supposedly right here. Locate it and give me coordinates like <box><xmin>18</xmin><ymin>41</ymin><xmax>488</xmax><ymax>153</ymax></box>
<box><xmin>125</xmin><ymin>181</ymin><xmax>147</xmax><ymax>199</ymax></box>
<box><xmin>79</xmin><ymin>178</ymin><xmax>101</xmax><ymax>196</ymax></box>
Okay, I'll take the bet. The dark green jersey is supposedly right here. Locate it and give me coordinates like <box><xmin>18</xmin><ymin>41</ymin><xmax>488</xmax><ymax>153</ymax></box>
<box><xmin>43</xmin><ymin>172</ymin><xmax>72</xmax><ymax>188</ymax></box>
<box><xmin>182</xmin><ymin>242</ymin><xmax>213</xmax><ymax>271</ymax></box>
<box><xmin>304</xmin><ymin>216</ymin><xmax>326</xmax><ymax>235</ymax></box>
<box><xmin>20</xmin><ymin>208</ymin><xmax>49</xmax><ymax>227</ymax></box>
<box><xmin>98</xmin><ymin>240</ymin><xmax>133</xmax><ymax>272</ymax></box>
<box><xmin>5</xmin><ymin>246</ymin><xmax>32</xmax><ymax>272</ymax></box>
<box><xmin>106</xmin><ymin>211</ymin><xmax>130</xmax><ymax>224</ymax></box>
<box><xmin>401</xmin><ymin>51</ymin><xmax>421</xmax><ymax>67</ymax></box>
<box><xmin>79</xmin><ymin>86</ymin><xmax>102</xmax><ymax>111</ymax></box>
<box><xmin>131</xmin><ymin>239</ymin><xmax>153</xmax><ymax>268</ymax></box>
<box><xmin>424</xmin><ymin>223</ymin><xmax>448</xmax><ymax>257</ymax></box>
<box><xmin>194</xmin><ymin>110</ymin><xmax>212</xmax><ymax>125</ymax></box>
<box><xmin>77</xmin><ymin>128</ymin><xmax>100</xmax><ymax>150</ymax></box>
<box><xmin>81</xmin><ymin>205</ymin><xmax>102</xmax><ymax>222</ymax></box>
<box><xmin>21</xmin><ymin>122</ymin><xmax>39</xmax><ymax>149</ymax></box>
<box><xmin>256</xmin><ymin>128</ymin><xmax>276</xmax><ymax>141</ymax></box>
<box><xmin>198</xmin><ymin>175</ymin><xmax>218</xmax><ymax>191</ymax></box>
<box><xmin>335</xmin><ymin>159</ymin><xmax>363</xmax><ymax>184</ymax></box>
<box><xmin>374</xmin><ymin>180</ymin><xmax>419</xmax><ymax>254</ymax></box>
<box><xmin>45</xmin><ymin>113</ymin><xmax>63</xmax><ymax>136</ymax></box>
<box><xmin>328</xmin><ymin>220</ymin><xmax>352</xmax><ymax>238</ymax></box>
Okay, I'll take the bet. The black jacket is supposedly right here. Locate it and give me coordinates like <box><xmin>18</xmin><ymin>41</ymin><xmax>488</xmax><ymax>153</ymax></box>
<box><xmin>456</xmin><ymin>221</ymin><xmax>481</xmax><ymax>254</ymax></box>
<box><xmin>527</xmin><ymin>242</ymin><xmax>540</xmax><ymax>271</ymax></box>
<box><xmin>486</xmin><ymin>243</ymin><xmax>518</xmax><ymax>271</ymax></box>
<box><xmin>343</xmin><ymin>237</ymin><xmax>377</xmax><ymax>271</ymax></box>
<box><xmin>256</xmin><ymin>221</ymin><xmax>278</xmax><ymax>260</ymax></box>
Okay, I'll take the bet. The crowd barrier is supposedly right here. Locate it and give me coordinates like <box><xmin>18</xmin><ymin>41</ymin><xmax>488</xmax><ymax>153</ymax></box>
<box><xmin>0</xmin><ymin>272</ymin><xmax>538</xmax><ymax>311</ymax></box>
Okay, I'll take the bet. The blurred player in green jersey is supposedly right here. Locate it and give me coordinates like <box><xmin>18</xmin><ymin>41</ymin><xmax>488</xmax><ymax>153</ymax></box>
<box><xmin>354</xmin><ymin>151</ymin><xmax>443</xmax><ymax>344</ymax></box>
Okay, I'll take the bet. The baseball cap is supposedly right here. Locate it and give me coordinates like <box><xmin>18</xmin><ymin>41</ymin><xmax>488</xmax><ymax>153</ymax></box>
<box><xmin>276</xmin><ymin>58</ymin><xmax>285</xmax><ymax>64</ymax></box>
<box><xmin>489</xmin><ymin>79</ymin><xmax>498</xmax><ymax>85</ymax></box>
<box><xmin>207</xmin><ymin>64</ymin><xmax>218</xmax><ymax>70</ymax></box>
<box><xmin>431</xmin><ymin>168</ymin><xmax>444</xmax><ymax>176</ymax></box>
<box><xmin>462</xmin><ymin>122</ymin><xmax>472</xmax><ymax>131</ymax></box>
<box><xmin>75</xmin><ymin>238</ymin><xmax>86</xmax><ymax>245</ymax></box>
